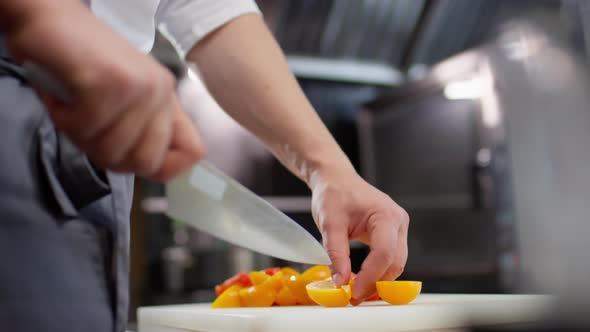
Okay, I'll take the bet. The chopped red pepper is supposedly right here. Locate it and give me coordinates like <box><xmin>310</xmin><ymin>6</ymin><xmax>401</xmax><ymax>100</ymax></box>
<box><xmin>263</xmin><ymin>267</ymin><xmax>281</xmax><ymax>276</ymax></box>
<box><xmin>214</xmin><ymin>272</ymin><xmax>252</xmax><ymax>296</ymax></box>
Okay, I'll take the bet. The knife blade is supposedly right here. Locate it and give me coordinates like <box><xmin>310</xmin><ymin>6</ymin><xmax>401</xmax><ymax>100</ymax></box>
<box><xmin>166</xmin><ymin>161</ymin><xmax>331</xmax><ymax>265</ymax></box>
<box><xmin>22</xmin><ymin>56</ymin><xmax>331</xmax><ymax>265</ymax></box>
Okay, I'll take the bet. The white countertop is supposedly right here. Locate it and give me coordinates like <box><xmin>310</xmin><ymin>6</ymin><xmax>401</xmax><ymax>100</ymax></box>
<box><xmin>138</xmin><ymin>294</ymin><xmax>552</xmax><ymax>332</ymax></box>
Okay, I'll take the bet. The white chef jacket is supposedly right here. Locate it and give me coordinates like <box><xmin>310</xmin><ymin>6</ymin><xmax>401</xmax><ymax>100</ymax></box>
<box><xmin>90</xmin><ymin>0</ymin><xmax>260</xmax><ymax>56</ymax></box>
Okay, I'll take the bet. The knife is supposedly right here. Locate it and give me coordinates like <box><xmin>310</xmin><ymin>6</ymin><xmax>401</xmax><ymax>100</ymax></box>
<box><xmin>22</xmin><ymin>55</ymin><xmax>331</xmax><ymax>265</ymax></box>
<box><xmin>166</xmin><ymin>161</ymin><xmax>331</xmax><ymax>265</ymax></box>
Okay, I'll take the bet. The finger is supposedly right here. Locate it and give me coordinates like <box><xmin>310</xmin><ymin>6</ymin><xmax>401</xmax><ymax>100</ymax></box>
<box><xmin>43</xmin><ymin>88</ymin><xmax>127</xmax><ymax>142</ymax></box>
<box><xmin>46</xmin><ymin>67</ymin><xmax>173</xmax><ymax>151</ymax></box>
<box><xmin>350</xmin><ymin>227</ymin><xmax>405</xmax><ymax>302</ymax></box>
<box><xmin>33</xmin><ymin>86</ymin><xmax>67</xmax><ymax>112</ymax></box>
<box><xmin>45</xmin><ymin>89</ymin><xmax>154</xmax><ymax>168</ymax></box>
<box><xmin>149</xmin><ymin>105</ymin><xmax>204</xmax><ymax>181</ymax></box>
<box><xmin>87</xmin><ymin>102</ymin><xmax>154</xmax><ymax>169</ymax></box>
<box><xmin>37</xmin><ymin>89</ymin><xmax>84</xmax><ymax>139</ymax></box>
<box><xmin>124</xmin><ymin>104</ymin><xmax>173</xmax><ymax>177</ymax></box>
<box><xmin>168</xmin><ymin>99</ymin><xmax>204</xmax><ymax>159</ymax></box>
<box><xmin>71</xmin><ymin>65</ymin><xmax>172</xmax><ymax>141</ymax></box>
<box><xmin>381</xmin><ymin>224</ymin><xmax>408</xmax><ymax>282</ymax></box>
<box><xmin>149</xmin><ymin>149</ymin><xmax>195</xmax><ymax>181</ymax></box>
<box><xmin>320</xmin><ymin>219</ymin><xmax>351</xmax><ymax>287</ymax></box>
<box><xmin>352</xmin><ymin>232</ymin><xmax>370</xmax><ymax>245</ymax></box>
<box><xmin>351</xmin><ymin>217</ymin><xmax>398</xmax><ymax>305</ymax></box>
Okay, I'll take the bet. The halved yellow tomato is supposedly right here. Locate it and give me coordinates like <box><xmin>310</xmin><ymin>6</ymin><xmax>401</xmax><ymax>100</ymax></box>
<box><xmin>239</xmin><ymin>283</ymin><xmax>276</xmax><ymax>307</ymax></box>
<box><xmin>376</xmin><ymin>281</ymin><xmax>422</xmax><ymax>305</ymax></box>
<box><xmin>306</xmin><ymin>279</ymin><xmax>351</xmax><ymax>307</ymax></box>
<box><xmin>301</xmin><ymin>265</ymin><xmax>331</xmax><ymax>282</ymax></box>
<box><xmin>275</xmin><ymin>286</ymin><xmax>298</xmax><ymax>306</ymax></box>
<box><xmin>211</xmin><ymin>285</ymin><xmax>241</xmax><ymax>308</ymax></box>
<box><xmin>249</xmin><ymin>271</ymin><xmax>270</xmax><ymax>285</ymax></box>
<box><xmin>285</xmin><ymin>274</ymin><xmax>315</xmax><ymax>305</ymax></box>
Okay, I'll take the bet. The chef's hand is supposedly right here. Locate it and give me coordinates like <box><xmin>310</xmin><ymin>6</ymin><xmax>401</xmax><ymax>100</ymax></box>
<box><xmin>311</xmin><ymin>169</ymin><xmax>409</xmax><ymax>305</ymax></box>
<box><xmin>4</xmin><ymin>0</ymin><xmax>204</xmax><ymax>181</ymax></box>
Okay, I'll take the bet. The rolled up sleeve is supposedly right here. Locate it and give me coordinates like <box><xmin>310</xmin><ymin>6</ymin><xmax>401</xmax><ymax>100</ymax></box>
<box><xmin>156</xmin><ymin>0</ymin><xmax>261</xmax><ymax>57</ymax></box>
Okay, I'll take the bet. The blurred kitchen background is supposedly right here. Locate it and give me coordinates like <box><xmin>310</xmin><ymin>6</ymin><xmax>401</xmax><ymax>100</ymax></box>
<box><xmin>129</xmin><ymin>0</ymin><xmax>590</xmax><ymax>323</ymax></box>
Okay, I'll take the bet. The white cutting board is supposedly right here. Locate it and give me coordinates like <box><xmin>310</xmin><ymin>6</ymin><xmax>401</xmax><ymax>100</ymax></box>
<box><xmin>138</xmin><ymin>294</ymin><xmax>552</xmax><ymax>332</ymax></box>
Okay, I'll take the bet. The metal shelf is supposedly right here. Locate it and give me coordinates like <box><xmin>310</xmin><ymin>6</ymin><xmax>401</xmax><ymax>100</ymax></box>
<box><xmin>287</xmin><ymin>55</ymin><xmax>404</xmax><ymax>86</ymax></box>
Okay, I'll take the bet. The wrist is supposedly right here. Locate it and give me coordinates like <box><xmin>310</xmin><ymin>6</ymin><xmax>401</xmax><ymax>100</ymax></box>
<box><xmin>304</xmin><ymin>149</ymin><xmax>357</xmax><ymax>192</ymax></box>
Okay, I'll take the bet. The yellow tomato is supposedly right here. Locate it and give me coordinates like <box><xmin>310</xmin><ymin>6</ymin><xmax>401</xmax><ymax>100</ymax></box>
<box><xmin>306</xmin><ymin>279</ymin><xmax>351</xmax><ymax>307</ymax></box>
<box><xmin>275</xmin><ymin>286</ymin><xmax>298</xmax><ymax>306</ymax></box>
<box><xmin>239</xmin><ymin>283</ymin><xmax>276</xmax><ymax>307</ymax></box>
<box><xmin>265</xmin><ymin>271</ymin><xmax>286</xmax><ymax>292</ymax></box>
<box><xmin>376</xmin><ymin>281</ymin><xmax>422</xmax><ymax>305</ymax></box>
<box><xmin>285</xmin><ymin>274</ymin><xmax>315</xmax><ymax>305</ymax></box>
<box><xmin>301</xmin><ymin>265</ymin><xmax>331</xmax><ymax>282</ymax></box>
<box><xmin>280</xmin><ymin>267</ymin><xmax>299</xmax><ymax>277</ymax></box>
<box><xmin>211</xmin><ymin>285</ymin><xmax>241</xmax><ymax>308</ymax></box>
<box><xmin>249</xmin><ymin>271</ymin><xmax>270</xmax><ymax>285</ymax></box>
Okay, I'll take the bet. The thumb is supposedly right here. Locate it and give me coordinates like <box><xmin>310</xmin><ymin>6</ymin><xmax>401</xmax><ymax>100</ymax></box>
<box><xmin>150</xmin><ymin>103</ymin><xmax>205</xmax><ymax>181</ymax></box>
<box><xmin>322</xmin><ymin>222</ymin><xmax>351</xmax><ymax>287</ymax></box>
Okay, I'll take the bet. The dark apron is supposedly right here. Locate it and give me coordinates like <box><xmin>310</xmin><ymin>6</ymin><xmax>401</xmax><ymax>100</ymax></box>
<box><xmin>0</xmin><ymin>38</ymin><xmax>133</xmax><ymax>332</ymax></box>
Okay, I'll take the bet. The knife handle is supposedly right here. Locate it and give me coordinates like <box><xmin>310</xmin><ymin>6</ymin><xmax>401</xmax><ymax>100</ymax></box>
<box><xmin>22</xmin><ymin>61</ymin><xmax>73</xmax><ymax>103</ymax></box>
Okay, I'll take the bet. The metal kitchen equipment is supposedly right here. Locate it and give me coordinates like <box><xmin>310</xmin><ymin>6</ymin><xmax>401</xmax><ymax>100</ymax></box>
<box><xmin>360</xmin><ymin>15</ymin><xmax>590</xmax><ymax>328</ymax></box>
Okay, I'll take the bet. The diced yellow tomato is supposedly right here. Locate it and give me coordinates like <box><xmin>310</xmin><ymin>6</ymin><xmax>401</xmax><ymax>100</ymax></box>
<box><xmin>249</xmin><ymin>271</ymin><xmax>270</xmax><ymax>285</ymax></box>
<box><xmin>211</xmin><ymin>285</ymin><xmax>241</xmax><ymax>308</ymax></box>
<box><xmin>301</xmin><ymin>265</ymin><xmax>331</xmax><ymax>282</ymax></box>
<box><xmin>212</xmin><ymin>266</ymin><xmax>421</xmax><ymax>309</ymax></box>
<box><xmin>265</xmin><ymin>271</ymin><xmax>286</xmax><ymax>292</ymax></box>
<box><xmin>279</xmin><ymin>267</ymin><xmax>299</xmax><ymax>277</ymax></box>
<box><xmin>376</xmin><ymin>281</ymin><xmax>422</xmax><ymax>305</ymax></box>
<box><xmin>239</xmin><ymin>283</ymin><xmax>276</xmax><ymax>307</ymax></box>
<box><xmin>275</xmin><ymin>286</ymin><xmax>298</xmax><ymax>306</ymax></box>
<box><xmin>306</xmin><ymin>279</ymin><xmax>351</xmax><ymax>307</ymax></box>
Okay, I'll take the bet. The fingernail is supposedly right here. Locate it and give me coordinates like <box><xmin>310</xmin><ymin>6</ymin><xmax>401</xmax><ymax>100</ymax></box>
<box><xmin>332</xmin><ymin>273</ymin><xmax>343</xmax><ymax>286</ymax></box>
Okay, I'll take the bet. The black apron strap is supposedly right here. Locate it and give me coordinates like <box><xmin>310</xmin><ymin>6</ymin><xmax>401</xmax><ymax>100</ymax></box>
<box><xmin>0</xmin><ymin>56</ymin><xmax>26</xmax><ymax>82</ymax></box>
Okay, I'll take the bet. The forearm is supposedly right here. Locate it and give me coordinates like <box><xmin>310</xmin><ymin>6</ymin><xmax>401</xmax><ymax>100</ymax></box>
<box><xmin>0</xmin><ymin>1</ymin><xmax>38</xmax><ymax>31</ymax></box>
<box><xmin>0</xmin><ymin>0</ymin><xmax>103</xmax><ymax>81</ymax></box>
<box><xmin>0</xmin><ymin>0</ymin><xmax>75</xmax><ymax>33</ymax></box>
<box><xmin>186</xmin><ymin>14</ymin><xmax>355</xmax><ymax>188</ymax></box>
